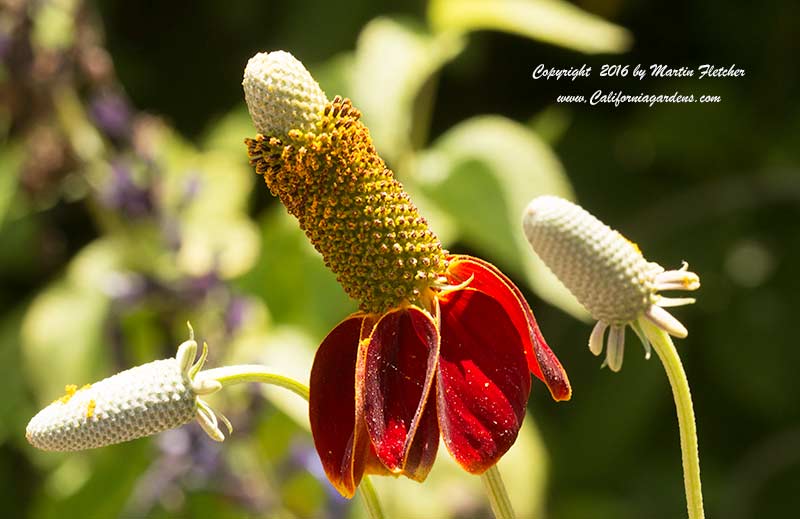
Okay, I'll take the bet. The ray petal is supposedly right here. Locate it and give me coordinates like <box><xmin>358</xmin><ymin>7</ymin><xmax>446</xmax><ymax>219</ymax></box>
<box><xmin>363</xmin><ymin>306</ymin><xmax>440</xmax><ymax>476</ymax></box>
<box><xmin>437</xmin><ymin>288</ymin><xmax>531</xmax><ymax>473</ymax></box>
<box><xmin>309</xmin><ymin>313</ymin><xmax>371</xmax><ymax>498</ymax></box>
<box><xmin>446</xmin><ymin>254</ymin><xmax>571</xmax><ymax>401</ymax></box>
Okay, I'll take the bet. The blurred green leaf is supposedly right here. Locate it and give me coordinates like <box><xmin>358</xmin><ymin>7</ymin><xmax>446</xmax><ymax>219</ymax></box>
<box><xmin>282</xmin><ymin>472</ymin><xmax>326</xmax><ymax>518</ymax></box>
<box><xmin>21</xmin><ymin>239</ymin><xmax>120</xmax><ymax>405</ymax></box>
<box><xmin>417</xmin><ymin>115</ymin><xmax>587</xmax><ymax>318</ymax></box>
<box><xmin>0</xmin><ymin>307</ymin><xmax>34</xmax><ymax>444</ymax></box>
<box><xmin>179</xmin><ymin>214</ymin><xmax>260</xmax><ymax>279</ymax></box>
<box><xmin>31</xmin><ymin>441</ymin><xmax>149</xmax><ymax>519</ymax></box>
<box><xmin>428</xmin><ymin>0</ymin><xmax>632</xmax><ymax>54</ymax></box>
<box><xmin>157</xmin><ymin>126</ymin><xmax>260</xmax><ymax>279</ymax></box>
<box><xmin>315</xmin><ymin>52</ymin><xmax>355</xmax><ymax>101</ymax></box>
<box><xmin>239</xmin><ymin>206</ymin><xmax>354</xmax><ymax>339</ymax></box>
<box><xmin>351</xmin><ymin>17</ymin><xmax>465</xmax><ymax>162</ymax></box>
<box><xmin>201</xmin><ymin>106</ymin><xmax>257</xmax><ymax>155</ymax></box>
<box><xmin>529</xmin><ymin>106</ymin><xmax>573</xmax><ymax>146</ymax></box>
<box><xmin>0</xmin><ymin>144</ymin><xmax>21</xmax><ymax>230</ymax></box>
<box><xmin>237</xmin><ymin>325</ymin><xmax>316</xmax><ymax>431</ymax></box>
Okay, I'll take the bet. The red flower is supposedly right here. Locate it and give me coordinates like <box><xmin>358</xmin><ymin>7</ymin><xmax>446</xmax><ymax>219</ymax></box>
<box><xmin>243</xmin><ymin>52</ymin><xmax>571</xmax><ymax>499</ymax></box>
<box><xmin>309</xmin><ymin>254</ymin><xmax>571</xmax><ymax>497</ymax></box>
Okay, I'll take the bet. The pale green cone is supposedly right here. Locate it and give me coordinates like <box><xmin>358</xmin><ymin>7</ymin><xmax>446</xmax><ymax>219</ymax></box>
<box><xmin>242</xmin><ymin>50</ymin><xmax>328</xmax><ymax>137</ymax></box>
<box><xmin>523</xmin><ymin>195</ymin><xmax>700</xmax><ymax>371</ymax></box>
<box><xmin>26</xmin><ymin>358</ymin><xmax>196</xmax><ymax>451</ymax></box>
<box><xmin>26</xmin><ymin>326</ymin><xmax>229</xmax><ymax>451</ymax></box>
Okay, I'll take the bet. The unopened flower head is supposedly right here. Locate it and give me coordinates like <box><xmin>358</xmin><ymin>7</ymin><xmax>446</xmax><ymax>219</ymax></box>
<box><xmin>244</xmin><ymin>51</ymin><xmax>446</xmax><ymax>313</ymax></box>
<box><xmin>243</xmin><ymin>51</ymin><xmax>328</xmax><ymax>138</ymax></box>
<box><xmin>523</xmin><ymin>195</ymin><xmax>700</xmax><ymax>372</ymax></box>
<box><xmin>26</xmin><ymin>324</ymin><xmax>230</xmax><ymax>452</ymax></box>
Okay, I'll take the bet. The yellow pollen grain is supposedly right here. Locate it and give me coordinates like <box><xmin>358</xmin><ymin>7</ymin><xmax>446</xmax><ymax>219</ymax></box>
<box><xmin>86</xmin><ymin>399</ymin><xmax>96</xmax><ymax>419</ymax></box>
<box><xmin>58</xmin><ymin>384</ymin><xmax>78</xmax><ymax>404</ymax></box>
<box><xmin>624</xmin><ymin>237</ymin><xmax>642</xmax><ymax>255</ymax></box>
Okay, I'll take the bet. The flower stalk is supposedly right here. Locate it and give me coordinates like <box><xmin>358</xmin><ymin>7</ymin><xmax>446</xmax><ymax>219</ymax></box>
<box><xmin>639</xmin><ymin>317</ymin><xmax>705</xmax><ymax>519</ymax></box>
<box><xmin>481</xmin><ymin>465</ymin><xmax>516</xmax><ymax>519</ymax></box>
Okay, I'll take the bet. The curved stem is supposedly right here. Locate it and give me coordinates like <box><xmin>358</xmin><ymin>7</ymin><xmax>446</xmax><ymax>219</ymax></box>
<box><xmin>197</xmin><ymin>364</ymin><xmax>385</xmax><ymax>519</ymax></box>
<box><xmin>481</xmin><ymin>465</ymin><xmax>516</xmax><ymax>519</ymax></box>
<box><xmin>639</xmin><ymin>318</ymin><xmax>705</xmax><ymax>519</ymax></box>
<box><xmin>357</xmin><ymin>474</ymin><xmax>386</xmax><ymax>519</ymax></box>
<box><xmin>198</xmin><ymin>365</ymin><xmax>310</xmax><ymax>400</ymax></box>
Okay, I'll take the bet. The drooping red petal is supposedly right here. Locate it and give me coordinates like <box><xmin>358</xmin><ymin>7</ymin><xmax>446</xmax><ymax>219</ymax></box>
<box><xmin>400</xmin><ymin>388</ymin><xmax>439</xmax><ymax>481</ymax></box>
<box><xmin>437</xmin><ymin>288</ymin><xmax>531</xmax><ymax>473</ymax></box>
<box><xmin>362</xmin><ymin>306</ymin><xmax>440</xmax><ymax>479</ymax></box>
<box><xmin>309</xmin><ymin>313</ymin><xmax>371</xmax><ymax>498</ymax></box>
<box><xmin>446</xmin><ymin>254</ymin><xmax>572</xmax><ymax>401</ymax></box>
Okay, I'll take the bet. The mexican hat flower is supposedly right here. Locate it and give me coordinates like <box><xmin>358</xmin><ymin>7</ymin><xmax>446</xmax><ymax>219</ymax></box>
<box><xmin>243</xmin><ymin>51</ymin><xmax>571</xmax><ymax>498</ymax></box>
<box><xmin>523</xmin><ymin>195</ymin><xmax>700</xmax><ymax>372</ymax></box>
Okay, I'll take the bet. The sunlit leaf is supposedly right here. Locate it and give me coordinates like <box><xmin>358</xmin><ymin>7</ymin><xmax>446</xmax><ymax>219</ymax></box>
<box><xmin>179</xmin><ymin>215</ymin><xmax>260</xmax><ymax>279</ymax></box>
<box><xmin>239</xmin><ymin>206</ymin><xmax>355</xmax><ymax>339</ymax></box>
<box><xmin>314</xmin><ymin>52</ymin><xmax>355</xmax><ymax>101</ymax></box>
<box><xmin>428</xmin><ymin>0</ymin><xmax>632</xmax><ymax>54</ymax></box>
<box><xmin>416</xmin><ymin>115</ymin><xmax>587</xmax><ymax>318</ymax></box>
<box><xmin>233</xmin><ymin>325</ymin><xmax>316</xmax><ymax>432</ymax></box>
<box><xmin>22</xmin><ymin>239</ymin><xmax>121</xmax><ymax>404</ymax></box>
<box><xmin>351</xmin><ymin>17</ymin><xmax>465</xmax><ymax>162</ymax></box>
<box><xmin>155</xmin><ymin>127</ymin><xmax>260</xmax><ymax>279</ymax></box>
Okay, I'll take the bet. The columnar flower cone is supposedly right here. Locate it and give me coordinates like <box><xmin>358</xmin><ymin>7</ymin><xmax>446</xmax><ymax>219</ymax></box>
<box><xmin>26</xmin><ymin>326</ymin><xmax>230</xmax><ymax>451</ymax></box>
<box><xmin>244</xmin><ymin>51</ymin><xmax>571</xmax><ymax>498</ymax></box>
<box><xmin>523</xmin><ymin>195</ymin><xmax>700</xmax><ymax>371</ymax></box>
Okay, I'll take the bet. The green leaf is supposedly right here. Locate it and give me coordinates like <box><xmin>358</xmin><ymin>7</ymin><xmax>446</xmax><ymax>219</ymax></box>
<box><xmin>201</xmin><ymin>106</ymin><xmax>258</xmax><ymax>155</ymax></box>
<box><xmin>314</xmin><ymin>52</ymin><xmax>355</xmax><ymax>102</ymax></box>
<box><xmin>21</xmin><ymin>239</ymin><xmax>120</xmax><ymax>406</ymax></box>
<box><xmin>0</xmin><ymin>307</ymin><xmax>34</xmax><ymax>445</ymax></box>
<box><xmin>30</xmin><ymin>442</ymin><xmax>150</xmax><ymax>519</ymax></box>
<box><xmin>417</xmin><ymin>115</ymin><xmax>588</xmax><ymax>318</ymax></box>
<box><xmin>428</xmin><ymin>0</ymin><xmax>632</xmax><ymax>54</ymax></box>
<box><xmin>233</xmin><ymin>325</ymin><xmax>316</xmax><ymax>431</ymax></box>
<box><xmin>351</xmin><ymin>17</ymin><xmax>465</xmax><ymax>162</ymax></box>
<box><xmin>157</xmin><ymin>127</ymin><xmax>260</xmax><ymax>279</ymax></box>
<box><xmin>239</xmin><ymin>206</ymin><xmax>355</xmax><ymax>339</ymax></box>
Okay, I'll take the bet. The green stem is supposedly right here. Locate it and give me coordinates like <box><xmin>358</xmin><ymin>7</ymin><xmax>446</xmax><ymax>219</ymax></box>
<box><xmin>199</xmin><ymin>365</ymin><xmax>310</xmax><ymax>400</ymax></box>
<box><xmin>198</xmin><ymin>364</ymin><xmax>385</xmax><ymax>519</ymax></box>
<box><xmin>639</xmin><ymin>318</ymin><xmax>705</xmax><ymax>519</ymax></box>
<box><xmin>357</xmin><ymin>474</ymin><xmax>386</xmax><ymax>519</ymax></box>
<box><xmin>481</xmin><ymin>465</ymin><xmax>516</xmax><ymax>519</ymax></box>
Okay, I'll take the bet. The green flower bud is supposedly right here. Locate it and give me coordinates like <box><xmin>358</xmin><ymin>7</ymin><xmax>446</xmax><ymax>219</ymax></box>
<box><xmin>27</xmin><ymin>325</ymin><xmax>229</xmax><ymax>451</ymax></box>
<box><xmin>523</xmin><ymin>196</ymin><xmax>699</xmax><ymax>371</ymax></box>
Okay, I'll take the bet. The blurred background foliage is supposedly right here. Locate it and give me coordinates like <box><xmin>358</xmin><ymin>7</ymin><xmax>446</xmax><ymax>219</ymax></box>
<box><xmin>1</xmin><ymin>0</ymin><xmax>798</xmax><ymax>517</ymax></box>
